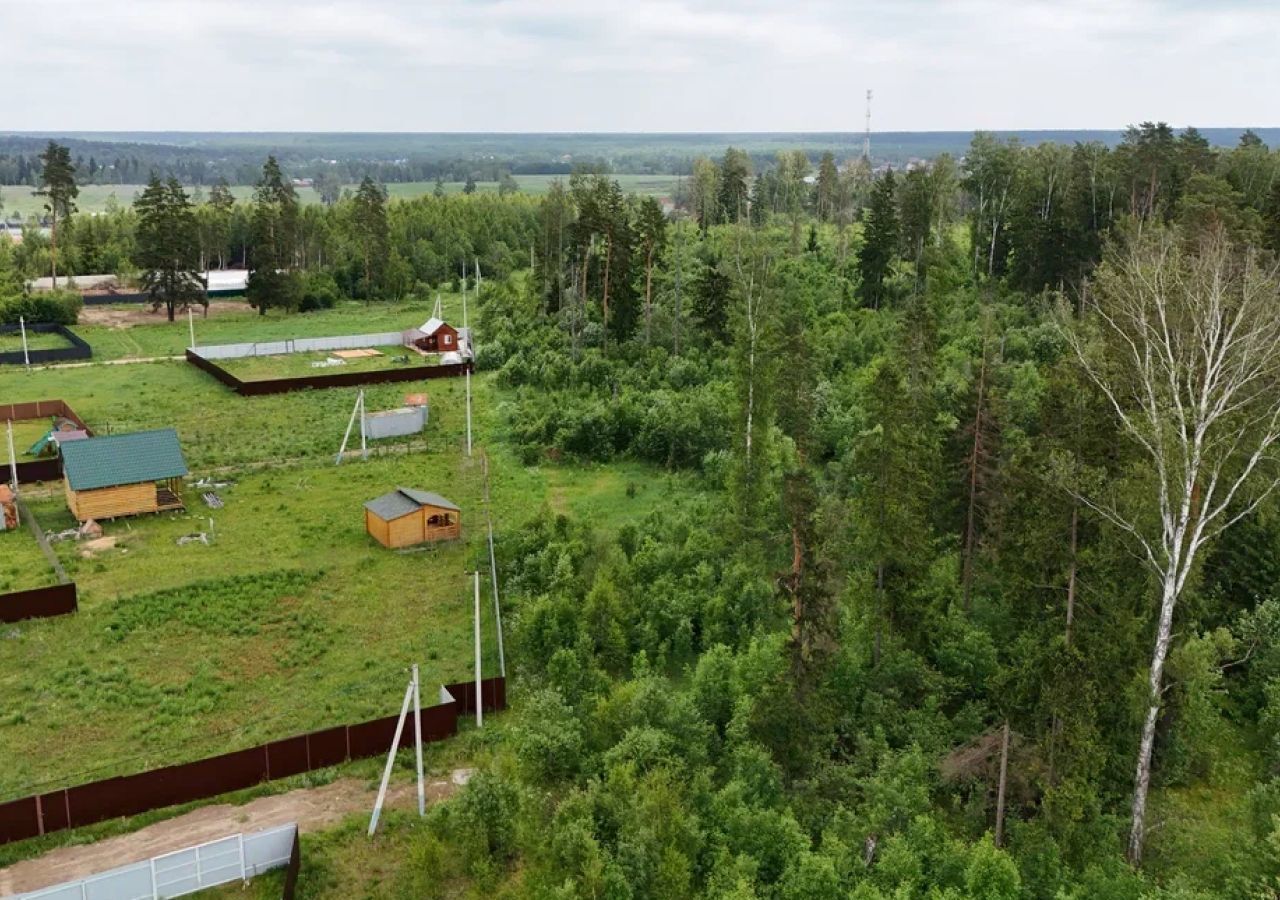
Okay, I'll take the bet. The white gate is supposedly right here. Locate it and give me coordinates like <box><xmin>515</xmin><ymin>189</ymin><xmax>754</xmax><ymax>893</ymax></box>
<box><xmin>16</xmin><ymin>823</ymin><xmax>296</xmax><ymax>900</ymax></box>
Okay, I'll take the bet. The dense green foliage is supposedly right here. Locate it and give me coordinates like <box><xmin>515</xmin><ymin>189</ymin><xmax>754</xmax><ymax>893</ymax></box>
<box><xmin>396</xmin><ymin>126</ymin><xmax>1280</xmax><ymax>899</ymax></box>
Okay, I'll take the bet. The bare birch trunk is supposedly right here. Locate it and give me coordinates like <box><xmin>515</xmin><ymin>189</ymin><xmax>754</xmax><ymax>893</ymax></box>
<box><xmin>1128</xmin><ymin>575</ymin><xmax>1177</xmax><ymax>864</ymax></box>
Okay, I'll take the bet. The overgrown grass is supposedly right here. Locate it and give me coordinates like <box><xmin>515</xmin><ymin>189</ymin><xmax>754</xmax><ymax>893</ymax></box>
<box><xmin>76</xmin><ymin>295</ymin><xmax>467</xmax><ymax>362</ymax></box>
<box><xmin>0</xmin><ymin>331</ymin><xmax>74</xmax><ymax>354</ymax></box>
<box><xmin>216</xmin><ymin>346</ymin><xmax>426</xmax><ymax>381</ymax></box>
<box><xmin>0</xmin><ymin>525</ymin><xmax>56</xmax><ymax>593</ymax></box>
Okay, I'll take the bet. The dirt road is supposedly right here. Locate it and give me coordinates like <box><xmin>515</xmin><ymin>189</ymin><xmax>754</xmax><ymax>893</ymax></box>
<box><xmin>0</xmin><ymin>769</ymin><xmax>472</xmax><ymax>895</ymax></box>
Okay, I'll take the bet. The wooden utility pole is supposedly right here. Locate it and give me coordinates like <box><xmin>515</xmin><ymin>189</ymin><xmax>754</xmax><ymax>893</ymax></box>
<box><xmin>994</xmin><ymin>722</ymin><xmax>1011</xmax><ymax>847</ymax></box>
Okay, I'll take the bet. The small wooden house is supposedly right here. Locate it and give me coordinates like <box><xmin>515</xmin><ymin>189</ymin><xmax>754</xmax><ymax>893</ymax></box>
<box><xmin>61</xmin><ymin>428</ymin><xmax>189</xmax><ymax>522</ymax></box>
<box><xmin>364</xmin><ymin>487</ymin><xmax>460</xmax><ymax>548</ymax></box>
<box><xmin>409</xmin><ymin>318</ymin><xmax>459</xmax><ymax>354</ymax></box>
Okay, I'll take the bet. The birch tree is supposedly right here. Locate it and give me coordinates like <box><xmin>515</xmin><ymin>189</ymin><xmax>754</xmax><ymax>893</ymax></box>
<box><xmin>1063</xmin><ymin>226</ymin><xmax>1280</xmax><ymax>864</ymax></box>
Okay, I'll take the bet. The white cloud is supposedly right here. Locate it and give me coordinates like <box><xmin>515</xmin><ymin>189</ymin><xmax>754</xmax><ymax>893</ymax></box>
<box><xmin>0</xmin><ymin>0</ymin><xmax>1276</xmax><ymax>130</ymax></box>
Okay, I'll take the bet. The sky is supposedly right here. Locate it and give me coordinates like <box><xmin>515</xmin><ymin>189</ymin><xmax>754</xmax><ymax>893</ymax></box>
<box><xmin>2</xmin><ymin>0</ymin><xmax>1278</xmax><ymax>132</ymax></box>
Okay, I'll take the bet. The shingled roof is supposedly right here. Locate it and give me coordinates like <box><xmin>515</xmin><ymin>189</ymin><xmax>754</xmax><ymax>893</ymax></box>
<box><xmin>364</xmin><ymin>487</ymin><xmax>460</xmax><ymax>521</ymax></box>
<box><xmin>61</xmin><ymin>429</ymin><xmax>188</xmax><ymax>492</ymax></box>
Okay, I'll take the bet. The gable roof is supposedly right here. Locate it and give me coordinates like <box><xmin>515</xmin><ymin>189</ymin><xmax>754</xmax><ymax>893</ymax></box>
<box><xmin>364</xmin><ymin>486</ymin><xmax>460</xmax><ymax>521</ymax></box>
<box><xmin>418</xmin><ymin>317</ymin><xmax>455</xmax><ymax>336</ymax></box>
<box><xmin>61</xmin><ymin>429</ymin><xmax>188</xmax><ymax>491</ymax></box>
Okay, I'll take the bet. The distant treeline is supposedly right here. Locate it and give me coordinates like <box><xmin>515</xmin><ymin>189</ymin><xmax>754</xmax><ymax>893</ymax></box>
<box><xmin>3</xmin><ymin>128</ymin><xmax>1278</xmax><ymax>188</ymax></box>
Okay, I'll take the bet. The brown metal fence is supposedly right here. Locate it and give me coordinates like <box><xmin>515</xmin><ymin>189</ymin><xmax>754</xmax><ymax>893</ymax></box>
<box><xmin>186</xmin><ymin>349</ymin><xmax>472</xmax><ymax>397</ymax></box>
<box><xmin>0</xmin><ymin>582</ymin><xmax>78</xmax><ymax>624</ymax></box>
<box><xmin>0</xmin><ymin>676</ymin><xmax>506</xmax><ymax>846</ymax></box>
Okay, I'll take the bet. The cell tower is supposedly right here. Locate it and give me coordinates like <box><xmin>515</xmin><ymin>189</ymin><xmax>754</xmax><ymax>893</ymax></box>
<box><xmin>863</xmin><ymin>89</ymin><xmax>873</xmax><ymax>163</ymax></box>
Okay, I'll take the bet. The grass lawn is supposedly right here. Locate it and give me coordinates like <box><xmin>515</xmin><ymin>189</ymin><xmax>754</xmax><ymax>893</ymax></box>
<box><xmin>0</xmin><ymin>331</ymin><xmax>74</xmax><ymax>354</ymax></box>
<box><xmin>0</xmin><ymin>340</ymin><xmax>711</xmax><ymax>803</ymax></box>
<box><xmin>76</xmin><ymin>295</ymin><xmax>468</xmax><ymax>362</ymax></box>
<box><xmin>216</xmin><ymin>346</ymin><xmax>428</xmax><ymax>381</ymax></box>
<box><xmin>0</xmin><ymin>526</ymin><xmax>57</xmax><ymax>593</ymax></box>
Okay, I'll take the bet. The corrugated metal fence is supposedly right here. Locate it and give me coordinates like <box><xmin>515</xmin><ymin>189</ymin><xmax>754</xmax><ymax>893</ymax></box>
<box><xmin>192</xmin><ymin>332</ymin><xmax>409</xmax><ymax>360</ymax></box>
<box><xmin>0</xmin><ymin>678</ymin><xmax>506</xmax><ymax>846</ymax></box>
<box><xmin>15</xmin><ymin>822</ymin><xmax>298</xmax><ymax>900</ymax></box>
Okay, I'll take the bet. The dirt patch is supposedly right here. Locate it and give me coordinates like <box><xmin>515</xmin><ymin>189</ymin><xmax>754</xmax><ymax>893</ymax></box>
<box><xmin>77</xmin><ymin>535</ymin><xmax>118</xmax><ymax>557</ymax></box>
<box><xmin>0</xmin><ymin>770</ymin><xmax>469</xmax><ymax>894</ymax></box>
<box><xmin>80</xmin><ymin>301</ymin><xmax>248</xmax><ymax>328</ymax></box>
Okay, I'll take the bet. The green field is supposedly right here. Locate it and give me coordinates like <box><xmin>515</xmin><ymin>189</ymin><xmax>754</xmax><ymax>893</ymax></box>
<box><xmin>0</xmin><ymin>330</ymin><xmax>75</xmax><ymax>354</ymax></box>
<box><xmin>0</xmin><ymin>174</ymin><xmax>679</xmax><ymax>220</ymax></box>
<box><xmin>76</xmin><ymin>295</ymin><xmax>465</xmax><ymax>362</ymax></box>
<box><xmin>0</xmin><ymin>526</ymin><xmax>57</xmax><ymax>594</ymax></box>
<box><xmin>0</xmin><ymin>299</ymin><xmax>706</xmax><ymax>803</ymax></box>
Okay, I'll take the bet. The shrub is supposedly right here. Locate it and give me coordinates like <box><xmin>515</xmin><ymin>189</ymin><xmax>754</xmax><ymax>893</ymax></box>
<box><xmin>0</xmin><ymin>289</ymin><xmax>83</xmax><ymax>325</ymax></box>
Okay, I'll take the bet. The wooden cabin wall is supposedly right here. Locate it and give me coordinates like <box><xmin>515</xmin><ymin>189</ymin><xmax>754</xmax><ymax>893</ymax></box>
<box><xmin>366</xmin><ymin>509</ymin><xmax>392</xmax><ymax>547</ymax></box>
<box><xmin>388</xmin><ymin>512</ymin><xmax>426</xmax><ymax>548</ymax></box>
<box><xmin>67</xmin><ymin>482</ymin><xmax>157</xmax><ymax>521</ymax></box>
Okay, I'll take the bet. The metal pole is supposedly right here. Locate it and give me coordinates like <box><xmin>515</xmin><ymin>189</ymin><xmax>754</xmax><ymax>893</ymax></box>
<box><xmin>188</xmin><ymin>306</ymin><xmax>196</xmax><ymax>350</ymax></box>
<box><xmin>335</xmin><ymin>390</ymin><xmax>362</xmax><ymax>465</ymax></box>
<box><xmin>359</xmin><ymin>390</ymin><xmax>368</xmax><ymax>460</ymax></box>
<box><xmin>20</xmin><ymin>316</ymin><xmax>29</xmax><ymax>368</ymax></box>
<box><xmin>484</xmin><ymin>455</ymin><xmax>505</xmax><ymax>677</ymax></box>
<box><xmin>474</xmin><ymin>571</ymin><xmax>483</xmax><ymax>728</ymax></box>
<box><xmin>6</xmin><ymin>420</ymin><xmax>17</xmax><ymax>491</ymax></box>
<box><xmin>369</xmin><ymin>678</ymin><xmax>415</xmax><ymax>836</ymax></box>
<box><xmin>461</xmin><ymin>261</ymin><xmax>468</xmax><ymax>330</ymax></box>
<box><xmin>412</xmin><ymin>664</ymin><xmax>425</xmax><ymax>816</ymax></box>
<box><xmin>465</xmin><ymin>367</ymin><xmax>472</xmax><ymax>457</ymax></box>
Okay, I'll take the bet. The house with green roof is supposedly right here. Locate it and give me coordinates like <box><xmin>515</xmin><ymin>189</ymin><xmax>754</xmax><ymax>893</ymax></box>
<box><xmin>61</xmin><ymin>428</ymin><xmax>188</xmax><ymax>521</ymax></box>
<box><xmin>364</xmin><ymin>487</ymin><xmax>460</xmax><ymax>548</ymax></box>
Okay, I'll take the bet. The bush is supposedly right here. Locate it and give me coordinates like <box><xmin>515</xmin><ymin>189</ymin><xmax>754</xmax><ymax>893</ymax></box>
<box><xmin>299</xmin><ymin>271</ymin><xmax>341</xmax><ymax>312</ymax></box>
<box><xmin>0</xmin><ymin>289</ymin><xmax>83</xmax><ymax>325</ymax></box>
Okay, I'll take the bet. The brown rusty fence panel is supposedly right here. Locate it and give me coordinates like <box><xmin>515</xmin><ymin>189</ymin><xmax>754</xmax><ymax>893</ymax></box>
<box><xmin>0</xmin><ymin>798</ymin><xmax>39</xmax><ymax>844</ymax></box>
<box><xmin>186</xmin><ymin>349</ymin><xmax>472</xmax><ymax>396</ymax></box>
<box><xmin>0</xmin><ymin>582</ymin><xmax>78</xmax><ymax>624</ymax></box>
<box><xmin>0</xmin><ymin>676</ymin><xmax>502</xmax><ymax>846</ymax></box>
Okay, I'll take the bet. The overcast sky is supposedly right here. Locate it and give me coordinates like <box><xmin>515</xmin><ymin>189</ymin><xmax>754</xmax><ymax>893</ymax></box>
<box><xmin>2</xmin><ymin>0</ymin><xmax>1277</xmax><ymax>132</ymax></box>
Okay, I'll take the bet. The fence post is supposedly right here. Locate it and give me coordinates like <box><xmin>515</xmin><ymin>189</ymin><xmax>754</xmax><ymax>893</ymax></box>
<box><xmin>239</xmin><ymin>831</ymin><xmax>248</xmax><ymax>883</ymax></box>
<box><xmin>149</xmin><ymin>857</ymin><xmax>158</xmax><ymax>899</ymax></box>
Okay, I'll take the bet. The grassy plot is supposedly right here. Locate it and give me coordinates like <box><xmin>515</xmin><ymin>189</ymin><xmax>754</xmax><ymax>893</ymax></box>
<box><xmin>0</xmin><ymin>526</ymin><xmax>57</xmax><ymax>593</ymax></box>
<box><xmin>0</xmin><ymin>331</ymin><xmax>74</xmax><ymax>354</ymax></box>
<box><xmin>1</xmin><ymin>452</ymin><xmax>497</xmax><ymax>800</ymax></box>
<box><xmin>216</xmin><ymin>346</ymin><xmax>425</xmax><ymax>381</ymax></box>
<box><xmin>4</xmin><ymin>418</ymin><xmax>62</xmax><ymax>456</ymax></box>
<box><xmin>0</xmin><ymin>362</ymin><xmax>475</xmax><ymax>471</ymax></box>
<box><xmin>76</xmin><ymin>295</ymin><xmax>466</xmax><ymax>362</ymax></box>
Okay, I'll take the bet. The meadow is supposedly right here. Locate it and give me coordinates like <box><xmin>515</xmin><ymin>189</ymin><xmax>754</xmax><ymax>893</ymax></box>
<box><xmin>0</xmin><ymin>526</ymin><xmax>57</xmax><ymax>593</ymax></box>
<box><xmin>0</xmin><ymin>300</ymin><xmax>707</xmax><ymax>806</ymax></box>
<box><xmin>0</xmin><ymin>173</ymin><xmax>679</xmax><ymax>220</ymax></box>
<box><xmin>0</xmin><ymin>330</ymin><xmax>77</xmax><ymax>354</ymax></box>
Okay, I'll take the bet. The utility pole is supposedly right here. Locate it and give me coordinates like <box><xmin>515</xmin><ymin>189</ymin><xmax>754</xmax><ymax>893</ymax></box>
<box><xmin>412</xmin><ymin>664</ymin><xmax>425</xmax><ymax>817</ymax></box>
<box><xmin>465</xmin><ymin>365</ymin><xmax>473</xmax><ymax>457</ymax></box>
<box><xmin>369</xmin><ymin>675</ymin><xmax>415</xmax><ymax>836</ymax></box>
<box><xmin>19</xmin><ymin>316</ymin><xmax>29</xmax><ymax>368</ymax></box>
<box><xmin>188</xmin><ymin>306</ymin><xmax>196</xmax><ymax>351</ymax></box>
<box><xmin>483</xmin><ymin>454</ymin><xmax>505</xmax><ymax>677</ymax></box>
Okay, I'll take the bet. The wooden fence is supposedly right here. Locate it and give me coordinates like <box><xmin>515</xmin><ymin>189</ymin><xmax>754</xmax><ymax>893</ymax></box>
<box><xmin>0</xmin><ymin>677</ymin><xmax>506</xmax><ymax>846</ymax></box>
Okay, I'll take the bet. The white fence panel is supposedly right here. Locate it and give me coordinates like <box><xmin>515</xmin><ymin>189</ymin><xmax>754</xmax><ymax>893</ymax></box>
<box><xmin>16</xmin><ymin>824</ymin><xmax>297</xmax><ymax>900</ymax></box>
<box><xmin>194</xmin><ymin>331</ymin><xmax>408</xmax><ymax>360</ymax></box>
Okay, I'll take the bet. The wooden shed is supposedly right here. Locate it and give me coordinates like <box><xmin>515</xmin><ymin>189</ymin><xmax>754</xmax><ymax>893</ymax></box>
<box><xmin>61</xmin><ymin>428</ymin><xmax>189</xmax><ymax>522</ymax></box>
<box><xmin>364</xmin><ymin>487</ymin><xmax>460</xmax><ymax>548</ymax></box>
<box><xmin>408</xmin><ymin>317</ymin><xmax>460</xmax><ymax>354</ymax></box>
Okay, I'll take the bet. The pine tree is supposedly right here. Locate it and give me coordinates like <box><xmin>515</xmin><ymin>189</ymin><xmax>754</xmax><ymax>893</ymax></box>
<box><xmin>351</xmin><ymin>177</ymin><xmax>390</xmax><ymax>301</ymax></box>
<box><xmin>634</xmin><ymin>196</ymin><xmax>667</xmax><ymax>343</ymax></box>
<box><xmin>34</xmin><ymin>141</ymin><xmax>78</xmax><ymax>289</ymax></box>
<box><xmin>135</xmin><ymin>176</ymin><xmax>206</xmax><ymax>322</ymax></box>
<box><xmin>858</xmin><ymin>170</ymin><xmax>899</xmax><ymax>309</ymax></box>
<box><xmin>815</xmin><ymin>152</ymin><xmax>839</xmax><ymax>222</ymax></box>
<box><xmin>246</xmin><ymin>156</ymin><xmax>302</xmax><ymax>316</ymax></box>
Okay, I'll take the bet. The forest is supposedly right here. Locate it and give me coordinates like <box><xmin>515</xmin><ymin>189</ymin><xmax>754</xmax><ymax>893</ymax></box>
<box><xmin>7</xmin><ymin>122</ymin><xmax>1280</xmax><ymax>897</ymax></box>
